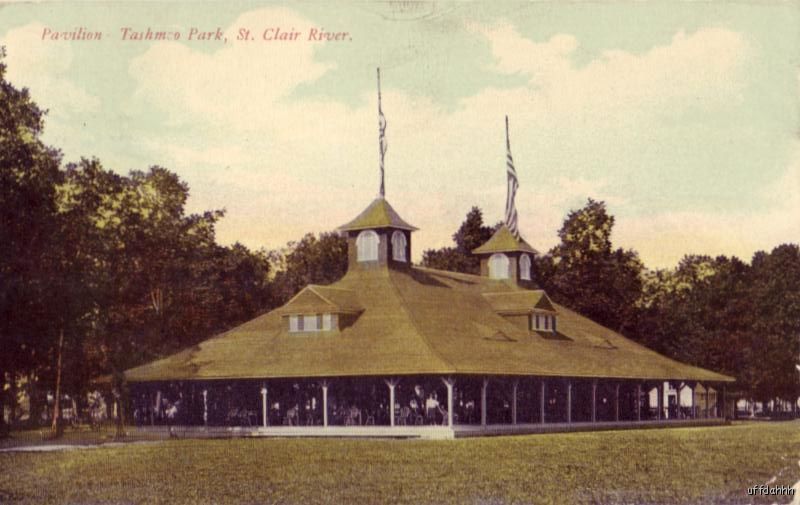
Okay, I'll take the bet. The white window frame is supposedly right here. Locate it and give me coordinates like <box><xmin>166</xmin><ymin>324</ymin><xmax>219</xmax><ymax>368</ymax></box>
<box><xmin>356</xmin><ymin>230</ymin><xmax>379</xmax><ymax>262</ymax></box>
<box><xmin>391</xmin><ymin>230</ymin><xmax>407</xmax><ymax>262</ymax></box>
<box><xmin>519</xmin><ymin>254</ymin><xmax>531</xmax><ymax>281</ymax></box>
<box><xmin>488</xmin><ymin>253</ymin><xmax>510</xmax><ymax>279</ymax></box>
<box><xmin>290</xmin><ymin>313</ymin><xmax>336</xmax><ymax>333</ymax></box>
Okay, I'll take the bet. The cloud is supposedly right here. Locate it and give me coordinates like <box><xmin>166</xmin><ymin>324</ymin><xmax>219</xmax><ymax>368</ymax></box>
<box><xmin>1</xmin><ymin>22</ymin><xmax>101</xmax><ymax>118</ymax></box>
<box><xmin>615</xmin><ymin>144</ymin><xmax>800</xmax><ymax>268</ymax></box>
<box><xmin>124</xmin><ymin>10</ymin><xmax>784</xmax><ymax>270</ymax></box>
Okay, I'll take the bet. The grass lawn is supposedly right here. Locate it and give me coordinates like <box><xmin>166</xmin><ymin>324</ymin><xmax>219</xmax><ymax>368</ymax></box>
<box><xmin>0</xmin><ymin>421</ymin><xmax>798</xmax><ymax>504</ymax></box>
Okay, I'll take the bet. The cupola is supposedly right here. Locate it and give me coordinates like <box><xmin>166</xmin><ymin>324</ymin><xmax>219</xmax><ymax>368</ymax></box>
<box><xmin>338</xmin><ymin>197</ymin><xmax>417</xmax><ymax>271</ymax></box>
<box><xmin>473</xmin><ymin>224</ymin><xmax>536</xmax><ymax>286</ymax></box>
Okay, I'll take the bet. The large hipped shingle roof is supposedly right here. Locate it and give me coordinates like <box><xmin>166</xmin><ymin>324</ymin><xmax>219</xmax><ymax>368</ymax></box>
<box><xmin>125</xmin><ymin>266</ymin><xmax>733</xmax><ymax>383</ymax></box>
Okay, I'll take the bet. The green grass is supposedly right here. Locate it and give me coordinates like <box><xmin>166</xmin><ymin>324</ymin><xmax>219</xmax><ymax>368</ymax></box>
<box><xmin>1</xmin><ymin>421</ymin><xmax>798</xmax><ymax>504</ymax></box>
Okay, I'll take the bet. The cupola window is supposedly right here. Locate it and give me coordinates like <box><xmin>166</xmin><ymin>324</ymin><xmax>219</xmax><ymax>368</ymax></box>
<box><xmin>391</xmin><ymin>230</ymin><xmax>407</xmax><ymax>262</ymax></box>
<box><xmin>356</xmin><ymin>230</ymin><xmax>379</xmax><ymax>262</ymax></box>
<box><xmin>519</xmin><ymin>254</ymin><xmax>531</xmax><ymax>281</ymax></box>
<box><xmin>488</xmin><ymin>253</ymin><xmax>510</xmax><ymax>279</ymax></box>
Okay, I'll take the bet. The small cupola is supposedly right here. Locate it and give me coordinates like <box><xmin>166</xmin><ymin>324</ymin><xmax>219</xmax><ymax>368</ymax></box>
<box><xmin>474</xmin><ymin>116</ymin><xmax>537</xmax><ymax>287</ymax></box>
<box><xmin>338</xmin><ymin>197</ymin><xmax>417</xmax><ymax>271</ymax></box>
<box><xmin>473</xmin><ymin>225</ymin><xmax>537</xmax><ymax>286</ymax></box>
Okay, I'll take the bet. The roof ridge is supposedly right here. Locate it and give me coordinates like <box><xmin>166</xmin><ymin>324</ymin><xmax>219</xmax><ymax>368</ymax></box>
<box><xmin>306</xmin><ymin>285</ymin><xmax>337</xmax><ymax>308</ymax></box>
<box><xmin>387</xmin><ymin>270</ymin><xmax>456</xmax><ymax>373</ymax></box>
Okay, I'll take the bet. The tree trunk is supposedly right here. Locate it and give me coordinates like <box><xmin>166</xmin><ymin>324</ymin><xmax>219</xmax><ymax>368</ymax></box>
<box><xmin>0</xmin><ymin>366</ymin><xmax>7</xmax><ymax>438</ymax></box>
<box><xmin>50</xmin><ymin>328</ymin><xmax>64</xmax><ymax>438</ymax></box>
<box><xmin>8</xmin><ymin>369</ymin><xmax>18</xmax><ymax>429</ymax></box>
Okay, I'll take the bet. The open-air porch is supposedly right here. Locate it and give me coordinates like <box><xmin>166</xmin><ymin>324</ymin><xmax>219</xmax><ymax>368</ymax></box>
<box><xmin>129</xmin><ymin>375</ymin><xmax>727</xmax><ymax>439</ymax></box>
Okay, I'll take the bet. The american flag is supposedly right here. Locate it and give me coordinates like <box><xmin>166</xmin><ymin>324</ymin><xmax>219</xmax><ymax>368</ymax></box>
<box><xmin>504</xmin><ymin>116</ymin><xmax>520</xmax><ymax>238</ymax></box>
<box><xmin>378</xmin><ymin>68</ymin><xmax>388</xmax><ymax>198</ymax></box>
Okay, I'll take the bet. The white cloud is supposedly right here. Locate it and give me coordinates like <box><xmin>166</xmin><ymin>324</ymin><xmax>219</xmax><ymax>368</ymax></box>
<box><xmin>1</xmin><ymin>22</ymin><xmax>101</xmax><ymax>118</ymax></box>
<box><xmin>616</xmin><ymin>144</ymin><xmax>800</xmax><ymax>267</ymax></box>
<box><xmin>125</xmin><ymin>10</ymin><xmax>782</xmax><ymax>269</ymax></box>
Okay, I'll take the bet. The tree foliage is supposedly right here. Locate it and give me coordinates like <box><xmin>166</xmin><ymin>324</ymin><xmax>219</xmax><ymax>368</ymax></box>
<box><xmin>421</xmin><ymin>207</ymin><xmax>496</xmax><ymax>274</ymax></box>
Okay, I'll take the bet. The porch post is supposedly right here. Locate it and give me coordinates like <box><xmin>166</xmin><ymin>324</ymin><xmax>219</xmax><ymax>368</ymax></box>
<box><xmin>705</xmin><ymin>384</ymin><xmax>710</xmax><ymax>418</ymax></box>
<box><xmin>511</xmin><ymin>379</ymin><xmax>519</xmax><ymax>425</ymax></box>
<box><xmin>657</xmin><ymin>382</ymin><xmax>663</xmax><ymax>420</ymax></box>
<box><xmin>481</xmin><ymin>377</ymin><xmax>489</xmax><ymax>427</ymax></box>
<box><xmin>614</xmin><ymin>382</ymin><xmax>620</xmax><ymax>422</ymax></box>
<box><xmin>442</xmin><ymin>377</ymin><xmax>455</xmax><ymax>428</ymax></box>
<box><xmin>566</xmin><ymin>380</ymin><xmax>572</xmax><ymax>424</ymax></box>
<box><xmin>722</xmin><ymin>384</ymin><xmax>726</xmax><ymax>420</ymax></box>
<box><xmin>540</xmin><ymin>379</ymin><xmax>546</xmax><ymax>424</ymax></box>
<box><xmin>202</xmin><ymin>389</ymin><xmax>208</xmax><ymax>426</ymax></box>
<box><xmin>691</xmin><ymin>382</ymin><xmax>697</xmax><ymax>418</ymax></box>
<box><xmin>260</xmin><ymin>384</ymin><xmax>268</xmax><ymax>428</ymax></box>
<box><xmin>385</xmin><ymin>379</ymin><xmax>398</xmax><ymax>427</ymax></box>
<box><xmin>636</xmin><ymin>383</ymin><xmax>641</xmax><ymax>421</ymax></box>
<box><xmin>591</xmin><ymin>380</ymin><xmax>598</xmax><ymax>423</ymax></box>
<box><xmin>321</xmin><ymin>380</ymin><xmax>329</xmax><ymax>428</ymax></box>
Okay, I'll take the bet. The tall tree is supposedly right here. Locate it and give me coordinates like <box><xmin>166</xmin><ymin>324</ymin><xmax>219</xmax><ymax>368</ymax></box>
<box><xmin>269</xmin><ymin>232</ymin><xmax>347</xmax><ymax>305</ymax></box>
<box><xmin>538</xmin><ymin>199</ymin><xmax>644</xmax><ymax>334</ymax></box>
<box><xmin>422</xmin><ymin>207</ymin><xmax>496</xmax><ymax>274</ymax></box>
<box><xmin>0</xmin><ymin>49</ymin><xmax>62</xmax><ymax>436</ymax></box>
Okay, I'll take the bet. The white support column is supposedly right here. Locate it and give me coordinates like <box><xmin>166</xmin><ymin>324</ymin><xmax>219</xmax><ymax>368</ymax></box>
<box><xmin>591</xmin><ymin>380</ymin><xmax>598</xmax><ymax>423</ymax></box>
<box><xmin>442</xmin><ymin>377</ymin><xmax>455</xmax><ymax>428</ymax></box>
<box><xmin>614</xmin><ymin>383</ymin><xmax>620</xmax><ymax>422</ymax></box>
<box><xmin>481</xmin><ymin>377</ymin><xmax>489</xmax><ymax>428</ymax></box>
<box><xmin>705</xmin><ymin>384</ymin><xmax>710</xmax><ymax>419</ymax></box>
<box><xmin>540</xmin><ymin>379</ymin><xmax>546</xmax><ymax>424</ymax></box>
<box><xmin>511</xmin><ymin>379</ymin><xmax>519</xmax><ymax>425</ymax></box>
<box><xmin>321</xmin><ymin>380</ymin><xmax>329</xmax><ymax>428</ymax></box>
<box><xmin>202</xmin><ymin>389</ymin><xmax>208</xmax><ymax>426</ymax></box>
<box><xmin>566</xmin><ymin>381</ymin><xmax>572</xmax><ymax>424</ymax></box>
<box><xmin>690</xmin><ymin>382</ymin><xmax>697</xmax><ymax>419</ymax></box>
<box><xmin>657</xmin><ymin>382</ymin><xmax>664</xmax><ymax>420</ymax></box>
<box><xmin>385</xmin><ymin>379</ymin><xmax>398</xmax><ymax>427</ymax></box>
<box><xmin>260</xmin><ymin>384</ymin><xmax>268</xmax><ymax>427</ymax></box>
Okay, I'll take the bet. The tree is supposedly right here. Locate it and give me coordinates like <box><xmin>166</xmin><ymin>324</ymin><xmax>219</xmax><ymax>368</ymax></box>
<box><xmin>0</xmin><ymin>49</ymin><xmax>62</xmax><ymax>436</ymax></box>
<box><xmin>269</xmin><ymin>232</ymin><xmax>348</xmax><ymax>305</ymax></box>
<box><xmin>538</xmin><ymin>199</ymin><xmax>644</xmax><ymax>334</ymax></box>
<box><xmin>422</xmin><ymin>207</ymin><xmax>496</xmax><ymax>274</ymax></box>
<box><xmin>747</xmin><ymin>244</ymin><xmax>800</xmax><ymax>404</ymax></box>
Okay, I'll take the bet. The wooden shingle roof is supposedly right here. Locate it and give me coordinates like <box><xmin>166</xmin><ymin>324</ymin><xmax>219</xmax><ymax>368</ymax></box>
<box><xmin>125</xmin><ymin>266</ymin><xmax>734</xmax><ymax>384</ymax></box>
<box><xmin>338</xmin><ymin>197</ymin><xmax>418</xmax><ymax>232</ymax></box>
<box><xmin>472</xmin><ymin>225</ymin><xmax>537</xmax><ymax>254</ymax></box>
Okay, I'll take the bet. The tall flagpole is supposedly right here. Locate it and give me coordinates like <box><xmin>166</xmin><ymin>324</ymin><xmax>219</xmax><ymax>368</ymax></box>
<box><xmin>378</xmin><ymin>68</ymin><xmax>388</xmax><ymax>198</ymax></box>
<box><xmin>504</xmin><ymin>115</ymin><xmax>520</xmax><ymax>239</ymax></box>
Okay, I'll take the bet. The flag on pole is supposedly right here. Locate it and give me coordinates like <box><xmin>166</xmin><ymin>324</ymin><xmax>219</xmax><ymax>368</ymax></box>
<box><xmin>504</xmin><ymin>116</ymin><xmax>520</xmax><ymax>239</ymax></box>
<box><xmin>378</xmin><ymin>68</ymin><xmax>388</xmax><ymax>198</ymax></box>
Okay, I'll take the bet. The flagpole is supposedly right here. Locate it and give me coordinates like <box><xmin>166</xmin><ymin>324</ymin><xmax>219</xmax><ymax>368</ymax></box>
<box><xmin>378</xmin><ymin>68</ymin><xmax>386</xmax><ymax>198</ymax></box>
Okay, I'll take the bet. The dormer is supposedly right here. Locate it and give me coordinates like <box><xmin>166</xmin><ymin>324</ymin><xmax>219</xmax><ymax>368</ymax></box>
<box><xmin>472</xmin><ymin>224</ymin><xmax>537</xmax><ymax>287</ymax></box>
<box><xmin>338</xmin><ymin>197</ymin><xmax>417</xmax><ymax>271</ymax></box>
<box><xmin>277</xmin><ymin>285</ymin><xmax>363</xmax><ymax>334</ymax></box>
<box><xmin>482</xmin><ymin>290</ymin><xmax>558</xmax><ymax>334</ymax></box>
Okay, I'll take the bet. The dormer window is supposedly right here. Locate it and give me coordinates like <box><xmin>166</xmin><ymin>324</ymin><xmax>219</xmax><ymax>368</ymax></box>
<box><xmin>488</xmin><ymin>253</ymin><xmax>510</xmax><ymax>279</ymax></box>
<box><xmin>391</xmin><ymin>231</ymin><xmax>407</xmax><ymax>262</ymax></box>
<box><xmin>531</xmin><ymin>313</ymin><xmax>557</xmax><ymax>332</ymax></box>
<box><xmin>356</xmin><ymin>230</ymin><xmax>379</xmax><ymax>262</ymax></box>
<box><xmin>519</xmin><ymin>254</ymin><xmax>531</xmax><ymax>281</ymax></box>
<box><xmin>289</xmin><ymin>313</ymin><xmax>337</xmax><ymax>333</ymax></box>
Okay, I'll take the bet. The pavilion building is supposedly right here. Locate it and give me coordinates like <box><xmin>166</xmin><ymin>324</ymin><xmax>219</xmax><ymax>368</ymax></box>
<box><xmin>124</xmin><ymin>76</ymin><xmax>733</xmax><ymax>439</ymax></box>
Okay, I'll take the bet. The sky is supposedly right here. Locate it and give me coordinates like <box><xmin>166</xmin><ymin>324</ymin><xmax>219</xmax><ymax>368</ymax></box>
<box><xmin>1</xmin><ymin>2</ymin><xmax>798</xmax><ymax>269</ymax></box>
